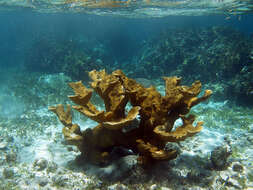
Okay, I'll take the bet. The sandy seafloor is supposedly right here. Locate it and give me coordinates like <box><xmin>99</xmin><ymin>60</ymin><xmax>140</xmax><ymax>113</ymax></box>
<box><xmin>0</xmin><ymin>69</ymin><xmax>253</xmax><ymax>190</ymax></box>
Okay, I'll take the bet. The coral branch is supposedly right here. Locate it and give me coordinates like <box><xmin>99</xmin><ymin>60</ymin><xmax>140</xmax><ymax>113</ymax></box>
<box><xmin>136</xmin><ymin>139</ymin><xmax>177</xmax><ymax>163</ymax></box>
<box><xmin>73</xmin><ymin>104</ymin><xmax>106</xmax><ymax>123</ymax></box>
<box><xmin>68</xmin><ymin>81</ymin><xmax>93</xmax><ymax>106</ymax></box>
<box><xmin>187</xmin><ymin>89</ymin><xmax>213</xmax><ymax>108</ymax></box>
<box><xmin>102</xmin><ymin>106</ymin><xmax>141</xmax><ymax>130</ymax></box>
<box><xmin>154</xmin><ymin>115</ymin><xmax>203</xmax><ymax>142</ymax></box>
<box><xmin>62</xmin><ymin>124</ymin><xmax>83</xmax><ymax>147</ymax></box>
<box><xmin>49</xmin><ymin>104</ymin><xmax>83</xmax><ymax>148</ymax></box>
<box><xmin>48</xmin><ymin>104</ymin><xmax>72</xmax><ymax>126</ymax></box>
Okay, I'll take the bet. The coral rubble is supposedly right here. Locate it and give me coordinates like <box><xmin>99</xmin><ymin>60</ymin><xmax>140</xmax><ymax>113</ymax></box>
<box><xmin>49</xmin><ymin>70</ymin><xmax>212</xmax><ymax>166</ymax></box>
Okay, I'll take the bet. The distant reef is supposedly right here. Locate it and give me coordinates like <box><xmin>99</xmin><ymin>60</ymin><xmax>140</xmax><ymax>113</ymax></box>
<box><xmin>24</xmin><ymin>26</ymin><xmax>253</xmax><ymax>106</ymax></box>
<box><xmin>126</xmin><ymin>26</ymin><xmax>253</xmax><ymax>106</ymax></box>
<box><xmin>24</xmin><ymin>36</ymin><xmax>110</xmax><ymax>81</ymax></box>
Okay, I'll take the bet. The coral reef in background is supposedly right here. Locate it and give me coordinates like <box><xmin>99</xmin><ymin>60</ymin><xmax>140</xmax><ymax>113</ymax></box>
<box><xmin>125</xmin><ymin>26</ymin><xmax>253</xmax><ymax>105</ymax></box>
<box><xmin>49</xmin><ymin>69</ymin><xmax>212</xmax><ymax>166</ymax></box>
<box><xmin>24</xmin><ymin>36</ymin><xmax>109</xmax><ymax>80</ymax></box>
<box><xmin>24</xmin><ymin>26</ymin><xmax>253</xmax><ymax>106</ymax></box>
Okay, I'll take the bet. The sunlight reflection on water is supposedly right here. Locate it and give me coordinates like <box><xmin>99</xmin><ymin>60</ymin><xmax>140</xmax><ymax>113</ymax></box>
<box><xmin>0</xmin><ymin>0</ymin><xmax>252</xmax><ymax>17</ymax></box>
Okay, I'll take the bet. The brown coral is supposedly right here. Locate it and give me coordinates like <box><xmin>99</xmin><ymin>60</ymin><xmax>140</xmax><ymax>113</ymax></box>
<box><xmin>49</xmin><ymin>69</ymin><xmax>212</xmax><ymax>166</ymax></box>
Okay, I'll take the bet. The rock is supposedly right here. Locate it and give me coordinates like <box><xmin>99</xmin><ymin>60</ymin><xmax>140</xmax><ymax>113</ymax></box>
<box><xmin>5</xmin><ymin>152</ymin><xmax>17</xmax><ymax>163</ymax></box>
<box><xmin>228</xmin><ymin>175</ymin><xmax>245</xmax><ymax>189</ymax></box>
<box><xmin>89</xmin><ymin>155</ymin><xmax>138</xmax><ymax>182</ymax></box>
<box><xmin>187</xmin><ymin>167</ymin><xmax>214</xmax><ymax>185</ymax></box>
<box><xmin>33</xmin><ymin>158</ymin><xmax>48</xmax><ymax>171</ymax></box>
<box><xmin>46</xmin><ymin>161</ymin><xmax>58</xmax><ymax>173</ymax></box>
<box><xmin>211</xmin><ymin>144</ymin><xmax>231</xmax><ymax>170</ymax></box>
<box><xmin>224</xmin><ymin>136</ymin><xmax>232</xmax><ymax>145</ymax></box>
<box><xmin>7</xmin><ymin>136</ymin><xmax>14</xmax><ymax>143</ymax></box>
<box><xmin>219</xmin><ymin>171</ymin><xmax>230</xmax><ymax>182</ymax></box>
<box><xmin>247</xmin><ymin>136</ymin><xmax>253</xmax><ymax>143</ymax></box>
<box><xmin>36</xmin><ymin>176</ymin><xmax>49</xmax><ymax>187</ymax></box>
<box><xmin>0</xmin><ymin>141</ymin><xmax>8</xmax><ymax>149</ymax></box>
<box><xmin>187</xmin><ymin>168</ymin><xmax>202</xmax><ymax>182</ymax></box>
<box><xmin>108</xmin><ymin>184</ymin><xmax>128</xmax><ymax>190</ymax></box>
<box><xmin>165</xmin><ymin>142</ymin><xmax>181</xmax><ymax>154</ymax></box>
<box><xmin>232</xmin><ymin>163</ymin><xmax>244</xmax><ymax>172</ymax></box>
<box><xmin>160</xmin><ymin>187</ymin><xmax>171</xmax><ymax>190</ymax></box>
<box><xmin>3</xmin><ymin>167</ymin><xmax>14</xmax><ymax>178</ymax></box>
<box><xmin>149</xmin><ymin>184</ymin><xmax>158</xmax><ymax>190</ymax></box>
<box><xmin>67</xmin><ymin>146</ymin><xmax>74</xmax><ymax>151</ymax></box>
<box><xmin>110</xmin><ymin>147</ymin><xmax>135</xmax><ymax>160</ymax></box>
<box><xmin>248</xmin><ymin>124</ymin><xmax>253</xmax><ymax>133</ymax></box>
<box><xmin>52</xmin><ymin>175</ymin><xmax>68</xmax><ymax>187</ymax></box>
<box><xmin>107</xmin><ymin>184</ymin><xmax>117</xmax><ymax>190</ymax></box>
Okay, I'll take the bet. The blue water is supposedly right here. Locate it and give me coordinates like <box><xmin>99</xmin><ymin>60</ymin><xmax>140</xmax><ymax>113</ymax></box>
<box><xmin>1</xmin><ymin>11</ymin><xmax>253</xmax><ymax>68</ymax></box>
<box><xmin>1</xmin><ymin>3</ymin><xmax>253</xmax><ymax>189</ymax></box>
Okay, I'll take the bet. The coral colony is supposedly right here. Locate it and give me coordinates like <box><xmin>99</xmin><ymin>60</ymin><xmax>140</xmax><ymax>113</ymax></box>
<box><xmin>49</xmin><ymin>70</ymin><xmax>212</xmax><ymax>166</ymax></box>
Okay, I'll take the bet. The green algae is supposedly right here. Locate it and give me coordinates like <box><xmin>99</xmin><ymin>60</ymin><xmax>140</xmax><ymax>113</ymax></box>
<box><xmin>248</xmin><ymin>172</ymin><xmax>253</xmax><ymax>182</ymax></box>
<box><xmin>231</xmin><ymin>146</ymin><xmax>243</xmax><ymax>159</ymax></box>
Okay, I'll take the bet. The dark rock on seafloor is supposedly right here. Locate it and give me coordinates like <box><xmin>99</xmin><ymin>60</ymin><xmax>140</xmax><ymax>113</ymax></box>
<box><xmin>165</xmin><ymin>142</ymin><xmax>181</xmax><ymax>155</ymax></box>
<box><xmin>36</xmin><ymin>176</ymin><xmax>49</xmax><ymax>187</ymax></box>
<box><xmin>46</xmin><ymin>161</ymin><xmax>58</xmax><ymax>173</ymax></box>
<box><xmin>232</xmin><ymin>163</ymin><xmax>244</xmax><ymax>172</ymax></box>
<box><xmin>0</xmin><ymin>141</ymin><xmax>8</xmax><ymax>150</ymax></box>
<box><xmin>211</xmin><ymin>144</ymin><xmax>232</xmax><ymax>170</ymax></box>
<box><xmin>52</xmin><ymin>175</ymin><xmax>68</xmax><ymax>187</ymax></box>
<box><xmin>33</xmin><ymin>158</ymin><xmax>48</xmax><ymax>171</ymax></box>
<box><xmin>2</xmin><ymin>167</ymin><xmax>15</xmax><ymax>179</ymax></box>
<box><xmin>247</xmin><ymin>136</ymin><xmax>253</xmax><ymax>143</ymax></box>
<box><xmin>5</xmin><ymin>152</ymin><xmax>17</xmax><ymax>163</ymax></box>
<box><xmin>108</xmin><ymin>183</ymin><xmax>129</xmax><ymax>190</ymax></box>
<box><xmin>186</xmin><ymin>167</ymin><xmax>214</xmax><ymax>185</ymax></box>
<box><xmin>86</xmin><ymin>155</ymin><xmax>138</xmax><ymax>182</ymax></box>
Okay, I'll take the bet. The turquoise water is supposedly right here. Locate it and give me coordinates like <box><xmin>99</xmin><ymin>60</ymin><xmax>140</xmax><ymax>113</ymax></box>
<box><xmin>0</xmin><ymin>1</ymin><xmax>253</xmax><ymax>190</ymax></box>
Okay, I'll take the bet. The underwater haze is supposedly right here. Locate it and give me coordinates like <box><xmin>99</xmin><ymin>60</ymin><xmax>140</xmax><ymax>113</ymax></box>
<box><xmin>1</xmin><ymin>1</ymin><xmax>253</xmax><ymax>190</ymax></box>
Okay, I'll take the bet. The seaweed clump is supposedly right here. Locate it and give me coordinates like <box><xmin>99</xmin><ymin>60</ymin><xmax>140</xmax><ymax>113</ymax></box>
<box><xmin>49</xmin><ymin>70</ymin><xmax>212</xmax><ymax>166</ymax></box>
